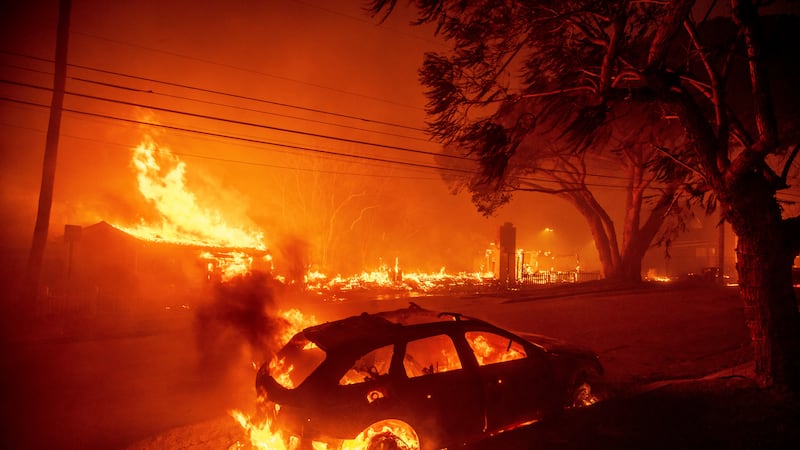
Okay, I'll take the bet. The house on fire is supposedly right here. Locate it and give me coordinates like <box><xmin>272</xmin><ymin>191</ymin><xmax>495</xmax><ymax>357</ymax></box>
<box><xmin>40</xmin><ymin>221</ymin><xmax>215</xmax><ymax>313</ymax></box>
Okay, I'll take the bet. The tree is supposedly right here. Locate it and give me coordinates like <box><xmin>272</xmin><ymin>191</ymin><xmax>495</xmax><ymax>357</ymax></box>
<box><xmin>379</xmin><ymin>0</ymin><xmax>698</xmax><ymax>283</ymax></box>
<box><xmin>436</xmin><ymin>99</ymin><xmax>690</xmax><ymax>281</ymax></box>
<box><xmin>369</xmin><ymin>0</ymin><xmax>800</xmax><ymax>388</ymax></box>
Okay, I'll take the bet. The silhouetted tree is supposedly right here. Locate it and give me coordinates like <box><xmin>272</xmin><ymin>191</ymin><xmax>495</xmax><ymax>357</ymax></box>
<box><xmin>435</xmin><ymin>100</ymin><xmax>689</xmax><ymax>281</ymax></box>
<box><xmin>369</xmin><ymin>0</ymin><xmax>800</xmax><ymax>388</ymax></box>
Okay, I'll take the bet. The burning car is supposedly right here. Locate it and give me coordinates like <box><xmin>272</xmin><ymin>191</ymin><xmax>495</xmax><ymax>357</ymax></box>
<box><xmin>252</xmin><ymin>303</ymin><xmax>603</xmax><ymax>449</ymax></box>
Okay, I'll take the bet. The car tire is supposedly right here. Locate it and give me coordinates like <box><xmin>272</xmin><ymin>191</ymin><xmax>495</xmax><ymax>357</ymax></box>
<box><xmin>567</xmin><ymin>370</ymin><xmax>601</xmax><ymax>409</ymax></box>
<box><xmin>357</xmin><ymin>419</ymin><xmax>420</xmax><ymax>450</ymax></box>
<box><xmin>366</xmin><ymin>431</ymin><xmax>407</xmax><ymax>450</ymax></box>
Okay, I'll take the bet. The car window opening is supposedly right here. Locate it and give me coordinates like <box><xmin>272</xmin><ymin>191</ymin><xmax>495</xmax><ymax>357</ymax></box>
<box><xmin>340</xmin><ymin>344</ymin><xmax>394</xmax><ymax>385</ymax></box>
<box><xmin>271</xmin><ymin>333</ymin><xmax>326</xmax><ymax>389</ymax></box>
<box><xmin>403</xmin><ymin>334</ymin><xmax>463</xmax><ymax>378</ymax></box>
<box><xmin>466</xmin><ymin>331</ymin><xmax>527</xmax><ymax>366</ymax></box>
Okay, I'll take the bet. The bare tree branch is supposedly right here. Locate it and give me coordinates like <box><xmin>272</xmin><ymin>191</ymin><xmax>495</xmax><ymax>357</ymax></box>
<box><xmin>600</xmin><ymin>14</ymin><xmax>627</xmax><ymax>94</ymax></box>
<box><xmin>652</xmin><ymin>143</ymin><xmax>707</xmax><ymax>180</ymax></box>
<box><xmin>780</xmin><ymin>144</ymin><xmax>800</xmax><ymax>185</ymax></box>
<box><xmin>647</xmin><ymin>0</ymin><xmax>695</xmax><ymax>67</ymax></box>
<box><xmin>684</xmin><ymin>18</ymin><xmax>730</xmax><ymax>170</ymax></box>
<box><xmin>731</xmin><ymin>0</ymin><xmax>778</xmax><ymax>152</ymax></box>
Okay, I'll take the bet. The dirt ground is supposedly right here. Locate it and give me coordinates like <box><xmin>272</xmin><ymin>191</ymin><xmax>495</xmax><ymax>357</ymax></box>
<box><xmin>2</xmin><ymin>281</ymin><xmax>798</xmax><ymax>449</ymax></box>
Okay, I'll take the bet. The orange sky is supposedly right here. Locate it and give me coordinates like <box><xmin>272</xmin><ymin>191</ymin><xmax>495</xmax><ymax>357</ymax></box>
<box><xmin>0</xmin><ymin>0</ymin><xmax>655</xmax><ymax>275</ymax></box>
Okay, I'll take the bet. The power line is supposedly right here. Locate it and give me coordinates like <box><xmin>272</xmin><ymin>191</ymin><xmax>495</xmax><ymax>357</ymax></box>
<box><xmin>2</xmin><ymin>59</ymin><xmax>440</xmax><ymax>160</ymax></box>
<box><xmin>0</xmin><ymin>50</ymin><xmax>428</xmax><ymax>133</ymax></box>
<box><xmin>2</xmin><ymin>77</ymin><xmax>471</xmax><ymax>163</ymax></box>
<box><xmin>1</xmin><ymin>53</ymin><xmax>660</xmax><ymax>185</ymax></box>
<box><xmin>0</xmin><ymin>59</ymin><xmax>679</xmax><ymax>190</ymax></box>
<box><xmin>1</xmin><ymin>74</ymin><xmax>643</xmax><ymax>183</ymax></box>
<box><xmin>72</xmin><ymin>75</ymin><xmax>433</xmax><ymax>143</ymax></box>
<box><xmin>0</xmin><ymin>121</ymin><xmax>445</xmax><ymax>181</ymax></box>
<box><xmin>0</xmin><ymin>97</ymin><xmax>655</xmax><ymax>192</ymax></box>
<box><xmin>1</xmin><ymin>96</ymin><xmax>477</xmax><ymax>175</ymax></box>
<box><xmin>70</xmin><ymin>30</ymin><xmax>423</xmax><ymax>111</ymax></box>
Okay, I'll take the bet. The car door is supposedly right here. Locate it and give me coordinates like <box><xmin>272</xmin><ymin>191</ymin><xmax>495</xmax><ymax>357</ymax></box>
<box><xmin>463</xmin><ymin>330</ymin><xmax>551</xmax><ymax>432</ymax></box>
<box><xmin>317</xmin><ymin>343</ymin><xmax>401</xmax><ymax>438</ymax></box>
<box><xmin>393</xmin><ymin>333</ymin><xmax>484</xmax><ymax>447</ymax></box>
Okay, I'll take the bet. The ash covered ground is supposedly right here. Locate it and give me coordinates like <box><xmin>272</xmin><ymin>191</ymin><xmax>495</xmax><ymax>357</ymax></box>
<box><xmin>2</xmin><ymin>281</ymin><xmax>799</xmax><ymax>449</ymax></box>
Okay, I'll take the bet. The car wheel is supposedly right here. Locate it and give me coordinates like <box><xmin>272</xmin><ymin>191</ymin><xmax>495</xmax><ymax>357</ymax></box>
<box><xmin>350</xmin><ymin>419</ymin><xmax>420</xmax><ymax>450</ymax></box>
<box><xmin>567</xmin><ymin>372</ymin><xmax>601</xmax><ymax>408</ymax></box>
<box><xmin>366</xmin><ymin>431</ymin><xmax>407</xmax><ymax>450</ymax></box>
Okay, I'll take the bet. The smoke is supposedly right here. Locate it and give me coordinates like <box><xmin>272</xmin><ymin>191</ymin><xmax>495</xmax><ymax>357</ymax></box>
<box><xmin>276</xmin><ymin>234</ymin><xmax>310</xmax><ymax>284</ymax></box>
<box><xmin>193</xmin><ymin>271</ymin><xmax>288</xmax><ymax>379</ymax></box>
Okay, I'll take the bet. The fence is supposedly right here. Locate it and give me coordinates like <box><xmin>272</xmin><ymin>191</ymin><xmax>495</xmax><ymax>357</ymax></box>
<box><xmin>518</xmin><ymin>271</ymin><xmax>601</xmax><ymax>286</ymax></box>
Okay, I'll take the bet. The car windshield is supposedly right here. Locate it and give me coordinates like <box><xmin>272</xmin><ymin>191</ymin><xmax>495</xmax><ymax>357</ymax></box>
<box><xmin>270</xmin><ymin>333</ymin><xmax>326</xmax><ymax>389</ymax></box>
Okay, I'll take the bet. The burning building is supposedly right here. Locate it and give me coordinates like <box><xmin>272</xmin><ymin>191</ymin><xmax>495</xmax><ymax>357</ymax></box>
<box><xmin>37</xmin><ymin>221</ymin><xmax>270</xmax><ymax>313</ymax></box>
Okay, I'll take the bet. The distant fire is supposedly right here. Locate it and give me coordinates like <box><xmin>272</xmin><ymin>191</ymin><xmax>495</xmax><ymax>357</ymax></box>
<box><xmin>114</xmin><ymin>135</ymin><xmax>267</xmax><ymax>280</ymax></box>
<box><xmin>110</xmin><ymin>136</ymin><xmax>588</xmax><ymax>289</ymax></box>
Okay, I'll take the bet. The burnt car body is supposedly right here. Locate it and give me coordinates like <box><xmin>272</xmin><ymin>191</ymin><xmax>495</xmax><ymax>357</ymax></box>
<box><xmin>255</xmin><ymin>304</ymin><xmax>603</xmax><ymax>450</ymax></box>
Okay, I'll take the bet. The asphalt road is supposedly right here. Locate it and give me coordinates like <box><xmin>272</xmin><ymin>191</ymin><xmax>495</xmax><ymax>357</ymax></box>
<box><xmin>1</xmin><ymin>282</ymin><xmax>753</xmax><ymax>449</ymax></box>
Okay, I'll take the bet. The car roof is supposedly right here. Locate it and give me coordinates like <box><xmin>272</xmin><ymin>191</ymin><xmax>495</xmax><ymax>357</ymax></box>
<box><xmin>301</xmin><ymin>303</ymin><xmax>490</xmax><ymax>351</ymax></box>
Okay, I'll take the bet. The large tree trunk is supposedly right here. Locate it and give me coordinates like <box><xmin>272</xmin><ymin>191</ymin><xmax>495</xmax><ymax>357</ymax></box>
<box><xmin>723</xmin><ymin>176</ymin><xmax>800</xmax><ymax>389</ymax></box>
<box><xmin>616</xmin><ymin>254</ymin><xmax>644</xmax><ymax>283</ymax></box>
<box><xmin>564</xmin><ymin>191</ymin><xmax>619</xmax><ymax>280</ymax></box>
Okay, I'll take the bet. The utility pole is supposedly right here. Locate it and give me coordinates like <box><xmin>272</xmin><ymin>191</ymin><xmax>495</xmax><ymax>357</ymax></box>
<box><xmin>718</xmin><ymin>212</ymin><xmax>725</xmax><ymax>285</ymax></box>
<box><xmin>22</xmin><ymin>0</ymin><xmax>72</xmax><ymax>304</ymax></box>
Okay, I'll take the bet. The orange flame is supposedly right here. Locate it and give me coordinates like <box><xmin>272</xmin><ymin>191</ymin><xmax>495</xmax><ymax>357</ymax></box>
<box><xmin>116</xmin><ymin>135</ymin><xmax>266</xmax><ymax>251</ymax></box>
<box><xmin>230</xmin><ymin>408</ymin><xmax>292</xmax><ymax>450</ymax></box>
<box><xmin>231</xmin><ymin>412</ymin><xmax>419</xmax><ymax>450</ymax></box>
<box><xmin>278</xmin><ymin>308</ymin><xmax>317</xmax><ymax>346</ymax></box>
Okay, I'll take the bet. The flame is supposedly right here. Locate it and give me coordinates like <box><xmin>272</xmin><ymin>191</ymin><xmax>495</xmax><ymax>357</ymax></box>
<box><xmin>113</xmin><ymin>135</ymin><xmax>268</xmax><ymax>280</ymax></box>
<box><xmin>231</xmin><ymin>309</ymin><xmax>321</xmax><ymax>448</ymax></box>
<box><xmin>231</xmin><ymin>412</ymin><xmax>420</xmax><ymax>450</ymax></box>
<box><xmin>467</xmin><ymin>334</ymin><xmax>525</xmax><ymax>366</ymax></box>
<box><xmin>230</xmin><ymin>408</ymin><xmax>292</xmax><ymax>450</ymax></box>
<box><xmin>278</xmin><ymin>308</ymin><xmax>317</xmax><ymax>346</ymax></box>
<box><xmin>200</xmin><ymin>250</ymin><xmax>255</xmax><ymax>282</ymax></box>
<box><xmin>118</xmin><ymin>135</ymin><xmax>266</xmax><ymax>250</ymax></box>
<box><xmin>268</xmin><ymin>356</ymin><xmax>296</xmax><ymax>389</ymax></box>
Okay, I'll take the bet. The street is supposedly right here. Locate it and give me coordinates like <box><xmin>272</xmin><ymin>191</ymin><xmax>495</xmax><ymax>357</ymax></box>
<box><xmin>2</xmin><ymin>282</ymin><xmax>754</xmax><ymax>449</ymax></box>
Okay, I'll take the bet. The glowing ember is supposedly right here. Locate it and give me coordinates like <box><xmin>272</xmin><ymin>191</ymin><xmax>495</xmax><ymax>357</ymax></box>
<box><xmin>570</xmin><ymin>382</ymin><xmax>600</xmax><ymax>408</ymax></box>
<box><xmin>201</xmin><ymin>250</ymin><xmax>254</xmax><ymax>282</ymax></box>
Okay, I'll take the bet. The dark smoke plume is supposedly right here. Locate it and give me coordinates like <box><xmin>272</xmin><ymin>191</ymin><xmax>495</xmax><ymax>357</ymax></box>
<box><xmin>277</xmin><ymin>234</ymin><xmax>310</xmax><ymax>285</ymax></box>
<box><xmin>193</xmin><ymin>271</ymin><xmax>288</xmax><ymax>378</ymax></box>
